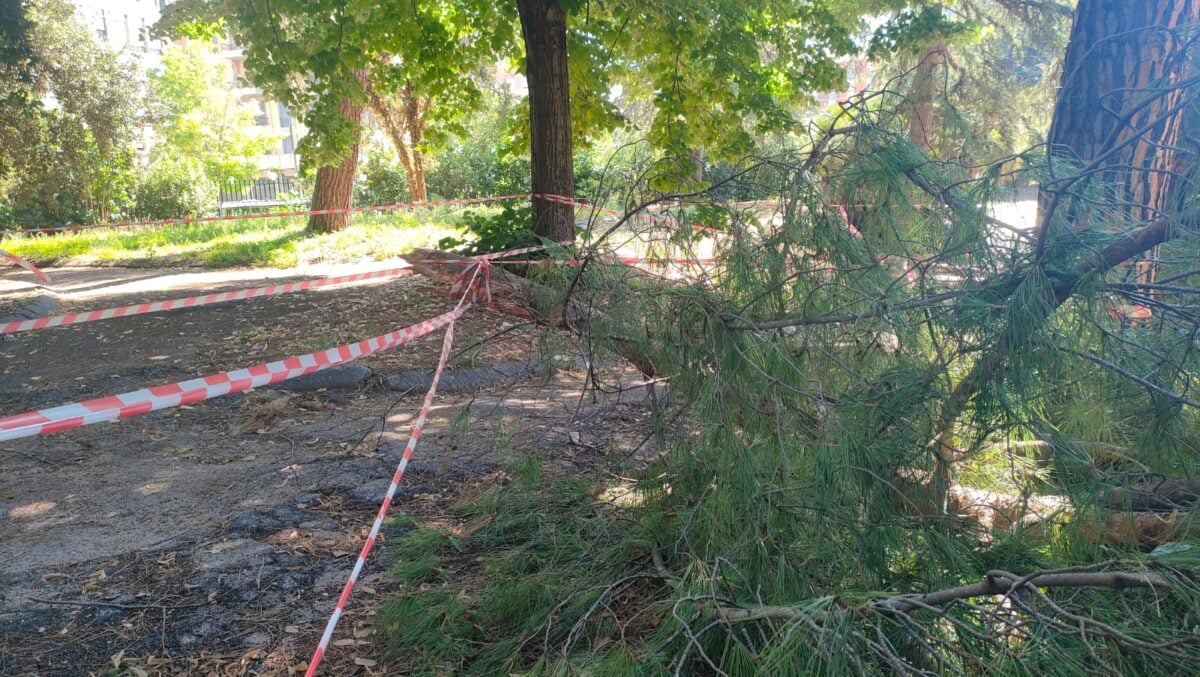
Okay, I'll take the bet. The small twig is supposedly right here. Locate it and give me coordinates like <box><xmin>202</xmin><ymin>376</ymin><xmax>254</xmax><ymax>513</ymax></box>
<box><xmin>1062</xmin><ymin>346</ymin><xmax>1200</xmax><ymax>409</ymax></box>
<box><xmin>28</xmin><ymin>596</ymin><xmax>208</xmax><ymax>611</ymax></box>
<box><xmin>2</xmin><ymin>447</ymin><xmax>63</xmax><ymax>470</ymax></box>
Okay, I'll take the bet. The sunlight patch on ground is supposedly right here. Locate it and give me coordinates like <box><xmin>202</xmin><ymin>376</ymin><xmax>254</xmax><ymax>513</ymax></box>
<box><xmin>9</xmin><ymin>500</ymin><xmax>56</xmax><ymax>519</ymax></box>
<box><xmin>0</xmin><ymin>213</ymin><xmax>462</xmax><ymax>270</ymax></box>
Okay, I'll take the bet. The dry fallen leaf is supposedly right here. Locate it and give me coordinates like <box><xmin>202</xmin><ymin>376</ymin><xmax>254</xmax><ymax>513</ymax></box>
<box><xmin>354</xmin><ymin>657</ymin><xmax>378</xmax><ymax>667</ymax></box>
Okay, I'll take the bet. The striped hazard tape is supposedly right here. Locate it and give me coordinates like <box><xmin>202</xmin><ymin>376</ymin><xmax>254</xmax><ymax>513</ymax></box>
<box><xmin>1</xmin><ymin>267</ymin><xmax>412</xmax><ymax>335</ymax></box>
<box><xmin>2</xmin><ymin>242</ymin><xmax>560</xmax><ymax>336</ymax></box>
<box><xmin>536</xmin><ymin>193</ymin><xmax>723</xmax><ymax>234</ymax></box>
<box><xmin>0</xmin><ymin>305</ymin><xmax>466</xmax><ymax>442</ymax></box>
<box><xmin>1</xmin><ymin>249</ymin><xmax>51</xmax><ymax>284</ymax></box>
<box><xmin>306</xmin><ymin>312</ymin><xmax>458</xmax><ymax>676</ymax></box>
<box><xmin>305</xmin><ymin>262</ymin><xmax>486</xmax><ymax>676</ymax></box>
<box><xmin>498</xmin><ymin>256</ymin><xmax>719</xmax><ymax>267</ymax></box>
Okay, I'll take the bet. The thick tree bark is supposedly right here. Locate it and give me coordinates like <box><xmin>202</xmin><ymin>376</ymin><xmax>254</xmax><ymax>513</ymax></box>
<box><xmin>939</xmin><ymin>1</ymin><xmax>1200</xmax><ymax>466</ymax></box>
<box><xmin>1042</xmin><ymin>0</ymin><xmax>1200</xmax><ymax>229</ymax></box>
<box><xmin>308</xmin><ymin>72</ymin><xmax>368</xmax><ymax>233</ymax></box>
<box><xmin>516</xmin><ymin>0</ymin><xmax>575</xmax><ymax>242</ymax></box>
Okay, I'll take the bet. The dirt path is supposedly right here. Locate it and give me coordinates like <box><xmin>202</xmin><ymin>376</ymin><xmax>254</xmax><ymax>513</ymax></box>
<box><xmin>0</xmin><ymin>264</ymin><xmax>654</xmax><ymax>675</ymax></box>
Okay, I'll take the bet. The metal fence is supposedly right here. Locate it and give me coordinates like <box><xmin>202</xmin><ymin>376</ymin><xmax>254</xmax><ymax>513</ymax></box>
<box><xmin>218</xmin><ymin>177</ymin><xmax>306</xmax><ymax>206</ymax></box>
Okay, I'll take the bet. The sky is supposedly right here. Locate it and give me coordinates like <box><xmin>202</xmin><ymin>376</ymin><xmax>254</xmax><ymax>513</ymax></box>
<box><xmin>72</xmin><ymin>0</ymin><xmax>163</xmax><ymax>51</ymax></box>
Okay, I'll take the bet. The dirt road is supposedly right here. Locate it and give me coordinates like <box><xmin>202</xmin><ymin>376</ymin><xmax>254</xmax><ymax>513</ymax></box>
<box><xmin>0</xmin><ymin>263</ymin><xmax>652</xmax><ymax>675</ymax></box>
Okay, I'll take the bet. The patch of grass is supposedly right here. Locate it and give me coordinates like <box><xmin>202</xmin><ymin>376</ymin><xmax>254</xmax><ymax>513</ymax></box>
<box><xmin>376</xmin><ymin>454</ymin><xmax>664</xmax><ymax>675</ymax></box>
<box><xmin>0</xmin><ymin>211</ymin><xmax>463</xmax><ymax>269</ymax></box>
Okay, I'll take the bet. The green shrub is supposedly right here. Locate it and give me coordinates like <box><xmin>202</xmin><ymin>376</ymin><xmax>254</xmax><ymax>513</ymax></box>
<box><xmin>437</xmin><ymin>203</ymin><xmax>540</xmax><ymax>255</ymax></box>
<box><xmin>356</xmin><ymin>152</ymin><xmax>410</xmax><ymax>206</ymax></box>
<box><xmin>426</xmin><ymin>147</ymin><xmax>530</xmax><ymax>199</ymax></box>
<box><xmin>132</xmin><ymin>165</ymin><xmax>216</xmax><ymax>220</ymax></box>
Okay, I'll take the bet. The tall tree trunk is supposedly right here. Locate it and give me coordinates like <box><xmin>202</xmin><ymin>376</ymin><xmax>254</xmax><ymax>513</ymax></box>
<box><xmin>365</xmin><ymin>79</ymin><xmax>430</xmax><ymax>203</ymax></box>
<box><xmin>401</xmin><ymin>83</ymin><xmax>429</xmax><ymax>202</ymax></box>
<box><xmin>516</xmin><ymin>0</ymin><xmax>575</xmax><ymax>241</ymax></box>
<box><xmin>939</xmin><ymin>0</ymin><xmax>1200</xmax><ymax>471</ymax></box>
<box><xmin>1042</xmin><ymin>0</ymin><xmax>1200</xmax><ymax>231</ymax></box>
<box><xmin>906</xmin><ymin>40</ymin><xmax>946</xmax><ymax>154</ymax></box>
<box><xmin>308</xmin><ymin>73</ymin><xmax>368</xmax><ymax>233</ymax></box>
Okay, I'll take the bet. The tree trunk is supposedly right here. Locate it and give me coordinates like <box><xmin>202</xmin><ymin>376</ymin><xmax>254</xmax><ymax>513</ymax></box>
<box><xmin>401</xmin><ymin>83</ymin><xmax>429</xmax><ymax>203</ymax></box>
<box><xmin>906</xmin><ymin>40</ymin><xmax>946</xmax><ymax>154</ymax></box>
<box><xmin>516</xmin><ymin>0</ymin><xmax>575</xmax><ymax>241</ymax></box>
<box><xmin>935</xmin><ymin>2</ymin><xmax>1200</xmax><ymax>498</ymax></box>
<box><xmin>365</xmin><ymin>81</ymin><xmax>429</xmax><ymax>203</ymax></box>
<box><xmin>308</xmin><ymin>74</ymin><xmax>368</xmax><ymax>233</ymax></box>
<box><xmin>1043</xmin><ymin>0</ymin><xmax>1200</xmax><ymax>229</ymax></box>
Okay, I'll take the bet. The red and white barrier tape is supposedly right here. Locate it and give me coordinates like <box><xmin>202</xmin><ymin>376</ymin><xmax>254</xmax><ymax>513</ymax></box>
<box><xmin>533</xmin><ymin>193</ymin><xmax>726</xmax><ymax>235</ymax></box>
<box><xmin>2</xmin><ymin>242</ymin><xmax>560</xmax><ymax>336</ymax></box>
<box><xmin>306</xmin><ymin>311</ymin><xmax>459</xmax><ymax>676</ymax></box>
<box><xmin>1</xmin><ymin>249</ymin><xmax>51</xmax><ymax>284</ymax></box>
<box><xmin>487</xmin><ymin>257</ymin><xmax>718</xmax><ymax>269</ymax></box>
<box><xmin>0</xmin><ymin>305</ymin><xmax>465</xmax><ymax>441</ymax></box>
<box><xmin>306</xmin><ymin>262</ymin><xmax>486</xmax><ymax>676</ymax></box>
<box><xmin>1</xmin><ymin>267</ymin><xmax>412</xmax><ymax>335</ymax></box>
<box><xmin>2</xmin><ymin>193</ymin><xmax>896</xmax><ymax>241</ymax></box>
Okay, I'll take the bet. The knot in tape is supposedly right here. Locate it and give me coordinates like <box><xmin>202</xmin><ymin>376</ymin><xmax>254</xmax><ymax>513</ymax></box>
<box><xmin>448</xmin><ymin>258</ymin><xmax>493</xmax><ymax>307</ymax></box>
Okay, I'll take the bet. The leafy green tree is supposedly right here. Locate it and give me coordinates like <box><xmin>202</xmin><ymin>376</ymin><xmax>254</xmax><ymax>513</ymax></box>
<box><xmin>870</xmin><ymin>1</ymin><xmax>1072</xmax><ymax>163</ymax></box>
<box><xmin>0</xmin><ymin>0</ymin><xmax>36</xmax><ymax>108</ymax></box>
<box><xmin>146</xmin><ymin>41</ymin><xmax>277</xmax><ymax>187</ymax></box>
<box><xmin>0</xmin><ymin>0</ymin><xmax>138</xmax><ymax>227</ymax></box>
<box><xmin>425</xmin><ymin>86</ymin><xmax>531</xmax><ymax>200</ymax></box>
<box><xmin>163</xmin><ymin>0</ymin><xmax>924</xmax><ymax>241</ymax></box>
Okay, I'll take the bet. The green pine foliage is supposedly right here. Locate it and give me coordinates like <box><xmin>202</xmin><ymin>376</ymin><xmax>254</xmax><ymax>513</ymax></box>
<box><xmin>378</xmin><ymin>88</ymin><xmax>1200</xmax><ymax>673</ymax></box>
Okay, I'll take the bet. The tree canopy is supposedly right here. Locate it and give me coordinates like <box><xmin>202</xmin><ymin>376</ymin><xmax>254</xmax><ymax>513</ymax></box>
<box><xmin>147</xmin><ymin>41</ymin><xmax>278</xmax><ymax>185</ymax></box>
<box><xmin>160</xmin><ymin>0</ymin><xmax>957</xmax><ymax>237</ymax></box>
<box><xmin>165</xmin><ymin>0</ymin><xmax>894</xmax><ymax>165</ymax></box>
<box><xmin>0</xmin><ymin>0</ymin><xmax>139</xmax><ymax>226</ymax></box>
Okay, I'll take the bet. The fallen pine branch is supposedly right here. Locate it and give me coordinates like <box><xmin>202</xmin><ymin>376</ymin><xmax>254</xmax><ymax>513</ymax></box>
<box><xmin>403</xmin><ymin>248</ymin><xmax>662</xmax><ymax>376</ymax></box>
<box><xmin>1104</xmin><ymin>478</ymin><xmax>1200</xmax><ymax>512</ymax></box>
<box><xmin>714</xmin><ymin>567</ymin><xmax>1174</xmax><ymax>622</ymax></box>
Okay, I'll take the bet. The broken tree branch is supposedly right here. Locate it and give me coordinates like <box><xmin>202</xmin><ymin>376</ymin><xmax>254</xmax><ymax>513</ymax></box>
<box><xmin>715</xmin><ymin>567</ymin><xmax>1173</xmax><ymax>623</ymax></box>
<box><xmin>402</xmin><ymin>249</ymin><xmax>660</xmax><ymax>376</ymax></box>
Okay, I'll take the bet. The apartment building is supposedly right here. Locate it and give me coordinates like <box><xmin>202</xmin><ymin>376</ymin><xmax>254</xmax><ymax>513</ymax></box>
<box><xmin>73</xmin><ymin>0</ymin><xmax>303</xmax><ymax>175</ymax></box>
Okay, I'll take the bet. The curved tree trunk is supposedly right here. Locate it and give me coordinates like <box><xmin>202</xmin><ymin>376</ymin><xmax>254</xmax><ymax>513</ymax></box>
<box><xmin>402</xmin><ymin>83</ymin><xmax>429</xmax><ymax>202</ymax></box>
<box><xmin>308</xmin><ymin>72</ymin><xmax>368</xmax><ymax>233</ymax></box>
<box><xmin>516</xmin><ymin>0</ymin><xmax>575</xmax><ymax>242</ymax></box>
